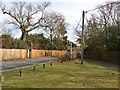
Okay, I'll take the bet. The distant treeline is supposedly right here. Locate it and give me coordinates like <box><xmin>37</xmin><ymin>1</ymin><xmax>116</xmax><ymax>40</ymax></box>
<box><xmin>0</xmin><ymin>33</ymin><xmax>76</xmax><ymax>50</ymax></box>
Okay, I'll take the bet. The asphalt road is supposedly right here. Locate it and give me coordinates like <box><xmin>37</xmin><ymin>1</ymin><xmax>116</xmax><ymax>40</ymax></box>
<box><xmin>1</xmin><ymin>56</ymin><xmax>59</xmax><ymax>71</ymax></box>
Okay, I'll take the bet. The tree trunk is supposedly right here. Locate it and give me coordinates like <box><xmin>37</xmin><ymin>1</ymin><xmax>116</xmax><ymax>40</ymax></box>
<box><xmin>50</xmin><ymin>33</ymin><xmax>53</xmax><ymax>45</ymax></box>
<box><xmin>20</xmin><ymin>32</ymin><xmax>28</xmax><ymax>42</ymax></box>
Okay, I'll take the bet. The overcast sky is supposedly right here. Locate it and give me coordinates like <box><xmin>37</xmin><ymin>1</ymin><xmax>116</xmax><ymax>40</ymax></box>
<box><xmin>0</xmin><ymin>0</ymin><xmax>113</xmax><ymax>43</ymax></box>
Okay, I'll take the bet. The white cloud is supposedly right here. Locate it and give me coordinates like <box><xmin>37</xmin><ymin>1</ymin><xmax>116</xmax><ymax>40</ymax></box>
<box><xmin>0</xmin><ymin>16</ymin><xmax>4</xmax><ymax>23</ymax></box>
<box><xmin>1</xmin><ymin>0</ymin><xmax>49</xmax><ymax>2</ymax></box>
<box><xmin>0</xmin><ymin>11</ymin><xmax>4</xmax><ymax>23</ymax></box>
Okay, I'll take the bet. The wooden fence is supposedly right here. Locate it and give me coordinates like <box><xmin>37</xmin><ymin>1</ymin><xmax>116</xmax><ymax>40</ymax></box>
<box><xmin>31</xmin><ymin>50</ymin><xmax>45</xmax><ymax>58</ymax></box>
<box><xmin>1</xmin><ymin>49</ymin><xmax>28</xmax><ymax>61</ymax></box>
<box><xmin>0</xmin><ymin>49</ymin><xmax>66</xmax><ymax>61</ymax></box>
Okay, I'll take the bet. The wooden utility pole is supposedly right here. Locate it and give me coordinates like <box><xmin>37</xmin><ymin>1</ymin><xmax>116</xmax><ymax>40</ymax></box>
<box><xmin>70</xmin><ymin>42</ymin><xmax>72</xmax><ymax>60</ymax></box>
<box><xmin>81</xmin><ymin>10</ymin><xmax>85</xmax><ymax>64</ymax></box>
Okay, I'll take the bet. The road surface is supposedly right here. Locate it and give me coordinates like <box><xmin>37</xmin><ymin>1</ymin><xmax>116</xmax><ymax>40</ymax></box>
<box><xmin>1</xmin><ymin>56</ymin><xmax>58</xmax><ymax>71</ymax></box>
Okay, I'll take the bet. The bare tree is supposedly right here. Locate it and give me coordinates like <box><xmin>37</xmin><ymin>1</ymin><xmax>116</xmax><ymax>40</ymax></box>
<box><xmin>1</xmin><ymin>2</ymin><xmax>50</xmax><ymax>42</ymax></box>
<box><xmin>98</xmin><ymin>1</ymin><xmax>119</xmax><ymax>26</ymax></box>
<box><xmin>43</xmin><ymin>11</ymin><xmax>66</xmax><ymax>45</ymax></box>
<box><xmin>75</xmin><ymin>28</ymin><xmax>82</xmax><ymax>44</ymax></box>
<box><xmin>96</xmin><ymin>1</ymin><xmax>119</xmax><ymax>47</ymax></box>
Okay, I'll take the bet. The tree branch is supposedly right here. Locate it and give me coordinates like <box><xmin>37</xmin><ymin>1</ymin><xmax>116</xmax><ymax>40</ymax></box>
<box><xmin>3</xmin><ymin>10</ymin><xmax>21</xmax><ymax>25</ymax></box>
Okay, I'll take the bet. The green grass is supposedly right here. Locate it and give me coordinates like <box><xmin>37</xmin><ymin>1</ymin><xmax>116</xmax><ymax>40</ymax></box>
<box><xmin>2</xmin><ymin>60</ymin><xmax>119</xmax><ymax>88</ymax></box>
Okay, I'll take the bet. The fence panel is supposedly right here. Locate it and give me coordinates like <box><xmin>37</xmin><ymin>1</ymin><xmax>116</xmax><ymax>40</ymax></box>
<box><xmin>31</xmin><ymin>50</ymin><xmax>45</xmax><ymax>58</ymax></box>
<box><xmin>1</xmin><ymin>49</ymin><xmax>67</xmax><ymax>61</ymax></box>
<box><xmin>1</xmin><ymin>49</ymin><xmax>28</xmax><ymax>61</ymax></box>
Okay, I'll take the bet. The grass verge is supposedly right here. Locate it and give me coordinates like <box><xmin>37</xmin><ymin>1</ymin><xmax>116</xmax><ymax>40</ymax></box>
<box><xmin>2</xmin><ymin>60</ymin><xmax>119</xmax><ymax>88</ymax></box>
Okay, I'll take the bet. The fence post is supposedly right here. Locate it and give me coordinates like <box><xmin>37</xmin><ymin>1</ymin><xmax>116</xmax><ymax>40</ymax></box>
<box><xmin>43</xmin><ymin>64</ymin><xmax>45</xmax><ymax>68</ymax></box>
<box><xmin>33</xmin><ymin>65</ymin><xmax>36</xmax><ymax>71</ymax></box>
<box><xmin>50</xmin><ymin>62</ymin><xmax>52</xmax><ymax>66</ymax></box>
<box><xmin>19</xmin><ymin>70</ymin><xmax>22</xmax><ymax>76</ymax></box>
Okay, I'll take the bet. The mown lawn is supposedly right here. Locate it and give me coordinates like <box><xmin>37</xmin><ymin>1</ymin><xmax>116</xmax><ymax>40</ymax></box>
<box><xmin>2</xmin><ymin>60</ymin><xmax>119</xmax><ymax>88</ymax></box>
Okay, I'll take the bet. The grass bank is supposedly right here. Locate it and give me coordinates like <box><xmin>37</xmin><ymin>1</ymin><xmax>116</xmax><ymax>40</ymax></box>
<box><xmin>2</xmin><ymin>60</ymin><xmax>119</xmax><ymax>88</ymax></box>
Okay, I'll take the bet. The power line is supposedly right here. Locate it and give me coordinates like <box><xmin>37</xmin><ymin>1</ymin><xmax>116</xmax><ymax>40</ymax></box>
<box><xmin>75</xmin><ymin>1</ymin><xmax>120</xmax><ymax>31</ymax></box>
<box><xmin>86</xmin><ymin>1</ymin><xmax>120</xmax><ymax>13</ymax></box>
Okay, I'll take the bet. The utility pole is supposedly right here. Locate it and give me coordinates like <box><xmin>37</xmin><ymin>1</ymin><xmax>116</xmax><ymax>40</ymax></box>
<box><xmin>81</xmin><ymin>10</ymin><xmax>85</xmax><ymax>64</ymax></box>
<box><xmin>70</xmin><ymin>42</ymin><xmax>72</xmax><ymax>60</ymax></box>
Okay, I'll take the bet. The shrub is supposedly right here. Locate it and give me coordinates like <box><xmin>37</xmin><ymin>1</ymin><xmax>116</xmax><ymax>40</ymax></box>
<box><xmin>16</xmin><ymin>39</ymin><xmax>28</xmax><ymax>49</ymax></box>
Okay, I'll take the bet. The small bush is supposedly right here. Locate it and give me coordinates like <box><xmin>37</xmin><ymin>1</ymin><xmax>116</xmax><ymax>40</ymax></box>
<box><xmin>16</xmin><ymin>40</ymin><xmax>28</xmax><ymax>49</ymax></box>
<box><xmin>59</xmin><ymin>53</ymin><xmax>71</xmax><ymax>62</ymax></box>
